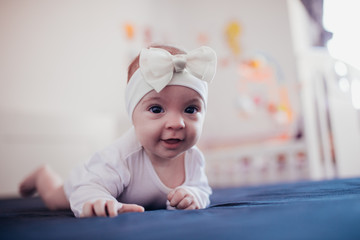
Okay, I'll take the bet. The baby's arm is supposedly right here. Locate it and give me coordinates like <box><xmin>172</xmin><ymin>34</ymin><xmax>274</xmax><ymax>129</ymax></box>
<box><xmin>69</xmin><ymin>175</ymin><xmax>145</xmax><ymax>218</ymax></box>
<box><xmin>167</xmin><ymin>149</ymin><xmax>212</xmax><ymax>210</ymax></box>
<box><xmin>66</xmin><ymin>151</ymin><xmax>144</xmax><ymax>217</ymax></box>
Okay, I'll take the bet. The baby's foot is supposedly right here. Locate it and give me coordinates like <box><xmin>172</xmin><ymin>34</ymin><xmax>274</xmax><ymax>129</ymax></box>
<box><xmin>19</xmin><ymin>166</ymin><xmax>45</xmax><ymax>197</ymax></box>
<box><xmin>19</xmin><ymin>182</ymin><xmax>36</xmax><ymax>197</ymax></box>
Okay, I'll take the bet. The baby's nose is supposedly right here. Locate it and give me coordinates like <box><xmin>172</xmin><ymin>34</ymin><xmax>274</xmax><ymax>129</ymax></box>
<box><xmin>165</xmin><ymin>112</ymin><xmax>185</xmax><ymax>129</ymax></box>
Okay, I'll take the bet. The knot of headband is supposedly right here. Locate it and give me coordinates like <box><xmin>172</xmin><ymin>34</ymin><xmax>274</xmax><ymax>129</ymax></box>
<box><xmin>139</xmin><ymin>46</ymin><xmax>217</xmax><ymax>92</ymax></box>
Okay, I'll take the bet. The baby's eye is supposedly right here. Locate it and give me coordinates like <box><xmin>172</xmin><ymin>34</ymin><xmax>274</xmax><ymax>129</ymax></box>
<box><xmin>184</xmin><ymin>106</ymin><xmax>198</xmax><ymax>114</ymax></box>
<box><xmin>149</xmin><ymin>105</ymin><xmax>164</xmax><ymax>114</ymax></box>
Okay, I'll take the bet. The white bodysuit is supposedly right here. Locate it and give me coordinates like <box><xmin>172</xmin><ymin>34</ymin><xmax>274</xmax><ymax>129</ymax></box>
<box><xmin>64</xmin><ymin>127</ymin><xmax>212</xmax><ymax>217</ymax></box>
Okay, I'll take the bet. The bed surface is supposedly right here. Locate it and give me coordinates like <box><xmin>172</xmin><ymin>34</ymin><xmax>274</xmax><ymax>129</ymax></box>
<box><xmin>1</xmin><ymin>177</ymin><xmax>360</xmax><ymax>239</ymax></box>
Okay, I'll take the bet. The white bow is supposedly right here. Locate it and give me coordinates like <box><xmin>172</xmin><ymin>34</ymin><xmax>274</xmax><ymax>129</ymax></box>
<box><xmin>139</xmin><ymin>46</ymin><xmax>217</xmax><ymax>92</ymax></box>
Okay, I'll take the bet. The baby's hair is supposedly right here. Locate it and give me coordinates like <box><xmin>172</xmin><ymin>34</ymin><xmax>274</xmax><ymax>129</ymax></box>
<box><xmin>127</xmin><ymin>45</ymin><xmax>186</xmax><ymax>82</ymax></box>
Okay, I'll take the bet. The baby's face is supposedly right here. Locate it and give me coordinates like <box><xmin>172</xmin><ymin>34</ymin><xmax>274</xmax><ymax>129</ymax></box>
<box><xmin>132</xmin><ymin>85</ymin><xmax>205</xmax><ymax>162</ymax></box>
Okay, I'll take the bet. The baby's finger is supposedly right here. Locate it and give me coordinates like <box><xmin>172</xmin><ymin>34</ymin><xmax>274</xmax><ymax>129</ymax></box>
<box><xmin>186</xmin><ymin>197</ymin><xmax>200</xmax><ymax>210</ymax></box>
<box><xmin>93</xmin><ymin>199</ymin><xmax>106</xmax><ymax>217</ymax></box>
<box><xmin>167</xmin><ymin>189</ymin><xmax>175</xmax><ymax>200</ymax></box>
<box><xmin>177</xmin><ymin>196</ymin><xmax>194</xmax><ymax>209</ymax></box>
<box><xmin>169</xmin><ymin>189</ymin><xmax>187</xmax><ymax>207</ymax></box>
<box><xmin>81</xmin><ymin>202</ymin><xmax>95</xmax><ymax>218</ymax></box>
<box><xmin>185</xmin><ymin>203</ymin><xmax>199</xmax><ymax>210</ymax></box>
<box><xmin>93</xmin><ymin>199</ymin><xmax>107</xmax><ymax>217</ymax></box>
<box><xmin>105</xmin><ymin>201</ymin><xmax>118</xmax><ymax>217</ymax></box>
<box><xmin>118</xmin><ymin>203</ymin><xmax>145</xmax><ymax>214</ymax></box>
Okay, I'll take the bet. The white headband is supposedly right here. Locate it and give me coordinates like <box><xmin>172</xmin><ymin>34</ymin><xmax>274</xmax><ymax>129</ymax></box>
<box><xmin>125</xmin><ymin>46</ymin><xmax>217</xmax><ymax>119</ymax></box>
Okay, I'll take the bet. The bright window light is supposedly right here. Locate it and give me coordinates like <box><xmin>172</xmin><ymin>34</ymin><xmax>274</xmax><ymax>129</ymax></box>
<box><xmin>323</xmin><ymin>0</ymin><xmax>360</xmax><ymax>70</ymax></box>
<box><xmin>351</xmin><ymin>79</ymin><xmax>360</xmax><ymax>109</ymax></box>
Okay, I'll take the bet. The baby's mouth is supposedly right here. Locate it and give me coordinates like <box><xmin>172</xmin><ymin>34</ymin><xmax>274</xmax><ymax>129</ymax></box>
<box><xmin>163</xmin><ymin>138</ymin><xmax>182</xmax><ymax>144</ymax></box>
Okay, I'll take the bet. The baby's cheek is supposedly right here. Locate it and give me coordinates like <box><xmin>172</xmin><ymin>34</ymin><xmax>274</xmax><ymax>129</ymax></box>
<box><xmin>192</xmin><ymin>122</ymin><xmax>203</xmax><ymax>142</ymax></box>
<box><xmin>135</xmin><ymin>125</ymin><xmax>155</xmax><ymax>143</ymax></box>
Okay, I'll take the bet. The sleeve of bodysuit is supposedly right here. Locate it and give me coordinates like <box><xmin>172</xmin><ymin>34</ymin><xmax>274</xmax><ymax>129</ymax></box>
<box><xmin>64</xmin><ymin>148</ymin><xmax>131</xmax><ymax>217</ymax></box>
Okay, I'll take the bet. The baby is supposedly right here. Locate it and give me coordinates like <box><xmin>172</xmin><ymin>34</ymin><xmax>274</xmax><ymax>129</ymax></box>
<box><xmin>19</xmin><ymin>44</ymin><xmax>217</xmax><ymax>218</ymax></box>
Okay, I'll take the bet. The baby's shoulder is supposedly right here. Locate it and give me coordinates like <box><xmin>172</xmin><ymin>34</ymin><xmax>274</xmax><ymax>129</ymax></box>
<box><xmin>98</xmin><ymin>127</ymin><xmax>142</xmax><ymax>164</ymax></box>
<box><xmin>186</xmin><ymin>146</ymin><xmax>205</xmax><ymax>165</ymax></box>
<box><xmin>113</xmin><ymin>127</ymin><xmax>142</xmax><ymax>155</ymax></box>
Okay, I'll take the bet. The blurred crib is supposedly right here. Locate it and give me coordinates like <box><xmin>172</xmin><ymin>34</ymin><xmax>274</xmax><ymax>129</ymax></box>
<box><xmin>204</xmin><ymin>49</ymin><xmax>360</xmax><ymax>188</ymax></box>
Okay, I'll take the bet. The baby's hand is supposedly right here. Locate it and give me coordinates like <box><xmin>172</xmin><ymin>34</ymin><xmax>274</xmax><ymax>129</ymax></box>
<box><xmin>80</xmin><ymin>199</ymin><xmax>144</xmax><ymax>218</ymax></box>
<box><xmin>167</xmin><ymin>188</ymin><xmax>200</xmax><ymax>210</ymax></box>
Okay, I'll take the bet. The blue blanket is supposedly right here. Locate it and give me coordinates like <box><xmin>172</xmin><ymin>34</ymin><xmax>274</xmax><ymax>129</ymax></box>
<box><xmin>1</xmin><ymin>177</ymin><xmax>360</xmax><ymax>239</ymax></box>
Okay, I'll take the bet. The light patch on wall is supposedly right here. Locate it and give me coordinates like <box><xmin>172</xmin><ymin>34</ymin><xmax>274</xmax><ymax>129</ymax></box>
<box><xmin>323</xmin><ymin>0</ymin><xmax>360</xmax><ymax>69</ymax></box>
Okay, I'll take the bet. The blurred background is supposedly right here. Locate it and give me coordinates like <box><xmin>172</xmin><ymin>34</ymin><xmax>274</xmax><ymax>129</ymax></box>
<box><xmin>1</xmin><ymin>0</ymin><xmax>360</xmax><ymax>196</ymax></box>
